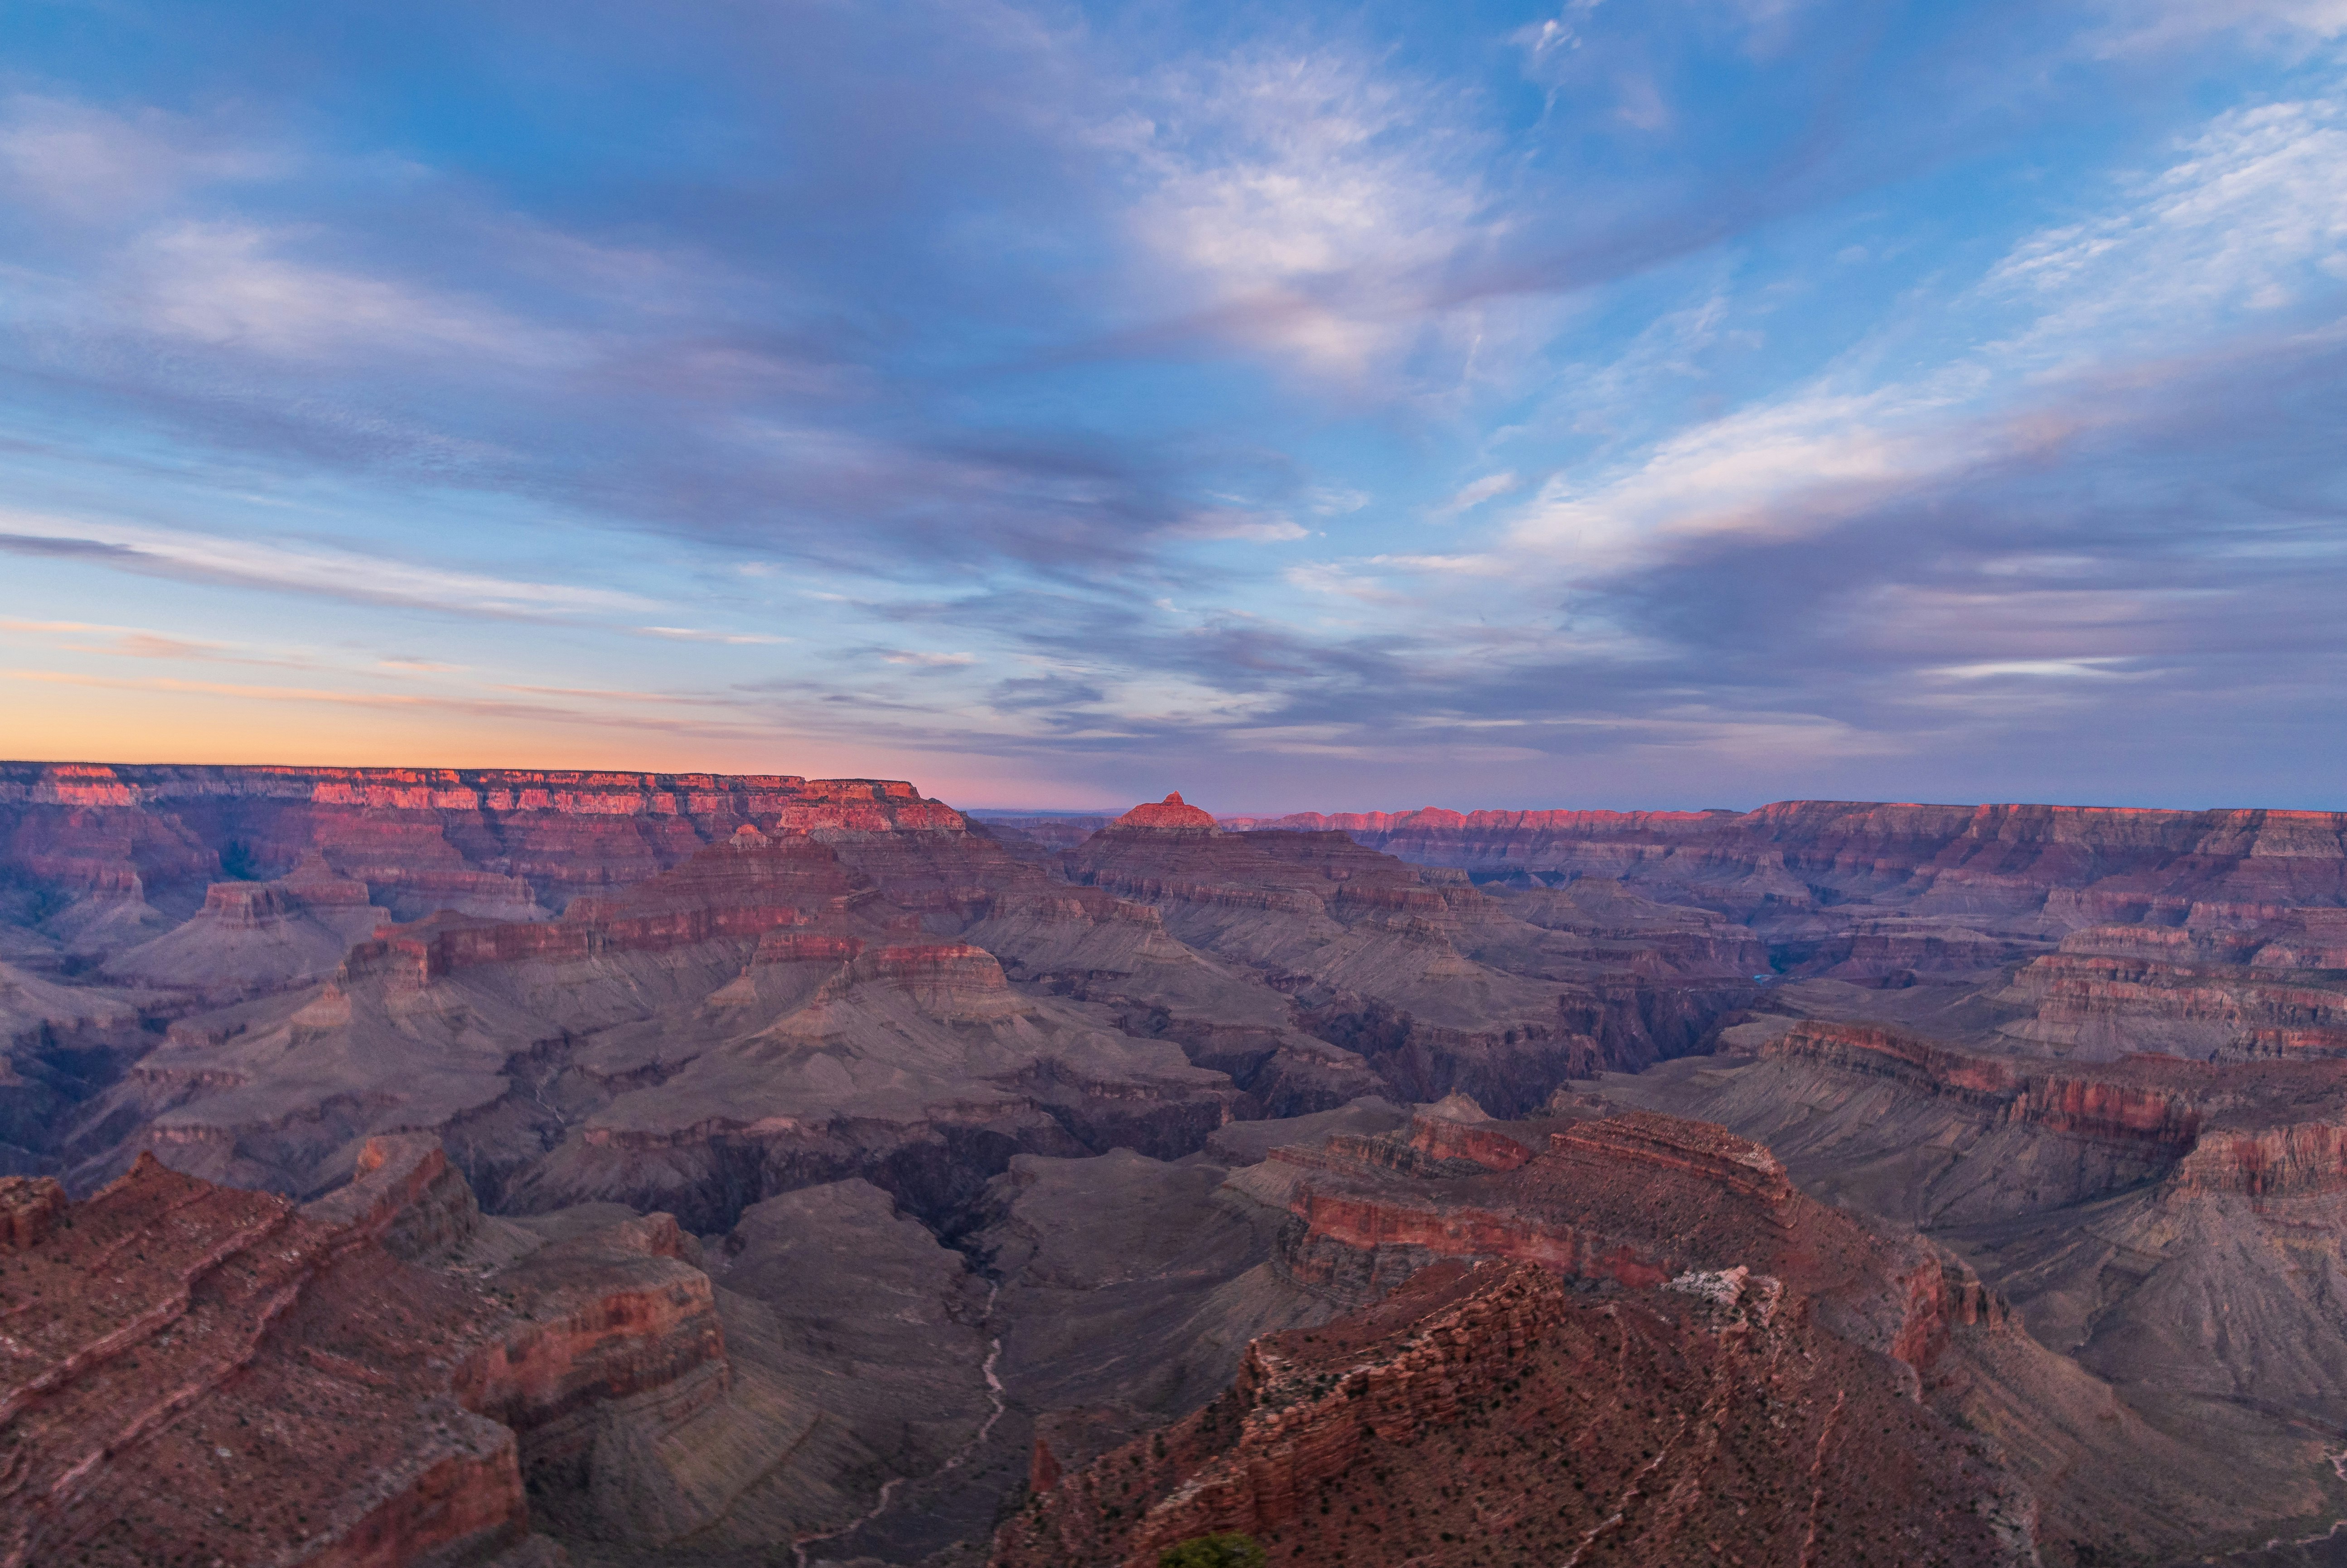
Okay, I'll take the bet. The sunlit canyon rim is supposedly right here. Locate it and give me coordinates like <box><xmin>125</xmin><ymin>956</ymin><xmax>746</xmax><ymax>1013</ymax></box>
<box><xmin>7</xmin><ymin>761</ymin><xmax>2347</xmax><ymax>1567</ymax></box>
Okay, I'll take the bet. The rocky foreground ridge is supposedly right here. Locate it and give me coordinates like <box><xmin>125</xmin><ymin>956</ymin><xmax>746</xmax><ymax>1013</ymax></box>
<box><xmin>1000</xmin><ymin>1099</ymin><xmax>2301</xmax><ymax>1567</ymax></box>
<box><xmin>0</xmin><ymin>1133</ymin><xmax>721</xmax><ymax>1568</ymax></box>
<box><xmin>9</xmin><ymin>766</ymin><xmax>2347</xmax><ymax>1564</ymax></box>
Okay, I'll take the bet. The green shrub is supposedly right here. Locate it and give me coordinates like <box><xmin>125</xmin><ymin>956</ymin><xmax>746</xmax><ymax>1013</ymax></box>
<box><xmin>1157</xmin><ymin>1533</ymin><xmax>1268</xmax><ymax>1568</ymax></box>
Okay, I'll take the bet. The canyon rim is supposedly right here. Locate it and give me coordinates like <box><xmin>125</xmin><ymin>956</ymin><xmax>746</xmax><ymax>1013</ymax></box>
<box><xmin>4</xmin><ymin>764</ymin><xmax>2347</xmax><ymax>1565</ymax></box>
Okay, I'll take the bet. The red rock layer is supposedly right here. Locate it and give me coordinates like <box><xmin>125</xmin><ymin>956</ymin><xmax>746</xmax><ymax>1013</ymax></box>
<box><xmin>2003</xmin><ymin>917</ymin><xmax>2347</xmax><ymax>1052</ymax></box>
<box><xmin>454</xmin><ymin>1213</ymin><xmax>729</xmax><ymax>1459</ymax></box>
<box><xmin>347</xmin><ymin>833</ymin><xmax>852</xmax><ymax>977</ymax></box>
<box><xmin>0</xmin><ymin>1135</ymin><xmax>726</xmax><ymax>1568</ymax></box>
<box><xmin>1236</xmin><ymin>800</ymin><xmax>2347</xmax><ymax>912</ymax></box>
<box><xmin>0</xmin><ymin>1173</ymin><xmax>66</xmax><ymax>1248</ymax></box>
<box><xmin>1065</xmin><ymin>825</ymin><xmax>1442</xmax><ymax>912</ymax></box>
<box><xmin>992</xmin><ymin>1259</ymin><xmax>2027</xmax><ymax>1568</ymax></box>
<box><xmin>1763</xmin><ymin>1020</ymin><xmax>2347</xmax><ymax>1194</ymax></box>
<box><xmin>0</xmin><ymin>1151</ymin><xmax>521</xmax><ymax>1567</ymax></box>
<box><xmin>1274</xmin><ymin>1112</ymin><xmax>1844</xmax><ymax>1299</ymax></box>
<box><xmin>0</xmin><ymin>762</ymin><xmax>967</xmax><ymax>917</ymax></box>
<box><xmin>1113</xmin><ymin>792</ymin><xmax>1220</xmax><ymax>830</ymax></box>
<box><xmin>0</xmin><ymin>762</ymin><xmax>939</xmax><ymax>817</ymax></box>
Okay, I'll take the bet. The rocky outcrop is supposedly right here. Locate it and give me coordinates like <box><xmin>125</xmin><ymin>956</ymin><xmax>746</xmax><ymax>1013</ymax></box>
<box><xmin>2171</xmin><ymin>1119</ymin><xmax>2347</xmax><ymax>1196</ymax></box>
<box><xmin>992</xmin><ymin>1258</ymin><xmax>2035</xmax><ymax>1568</ymax></box>
<box><xmin>1760</xmin><ymin>1020</ymin><xmax>2027</xmax><ymax>1103</ymax></box>
<box><xmin>1061</xmin><ymin>820</ymin><xmax>1747</xmax><ymax>1111</ymax></box>
<box><xmin>1756</xmin><ymin>1020</ymin><xmax>2347</xmax><ymax>1194</ymax></box>
<box><xmin>455</xmin><ymin>1212</ymin><xmax>730</xmax><ymax>1491</ymax></box>
<box><xmin>104</xmin><ymin>851</ymin><xmax>389</xmax><ymax>1003</ymax></box>
<box><xmin>0</xmin><ymin>1149</ymin><xmax>531</xmax><ymax>1567</ymax></box>
<box><xmin>0</xmin><ymin>1134</ymin><xmax>768</xmax><ymax>1568</ymax></box>
<box><xmin>2000</xmin><ymin>916</ymin><xmax>2347</xmax><ymax>1057</ymax></box>
<box><xmin>1240</xmin><ymin>802</ymin><xmax>2347</xmax><ymax>915</ymax></box>
<box><xmin>1112</xmin><ymin>792</ymin><xmax>1219</xmax><ymax>830</ymax></box>
<box><xmin>1233</xmin><ymin>1097</ymin><xmax>2319</xmax><ymax>1563</ymax></box>
<box><xmin>0</xmin><ymin>1172</ymin><xmax>65</xmax><ymax>1247</ymax></box>
<box><xmin>1606</xmin><ymin>1012</ymin><xmax>2347</xmax><ymax>1535</ymax></box>
<box><xmin>1269</xmin><ymin>1111</ymin><xmax>1815</xmax><ymax>1303</ymax></box>
<box><xmin>0</xmin><ymin>763</ymin><xmax>969</xmax><ymax>941</ymax></box>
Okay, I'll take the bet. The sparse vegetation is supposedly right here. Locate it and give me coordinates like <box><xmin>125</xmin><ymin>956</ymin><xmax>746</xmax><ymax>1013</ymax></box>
<box><xmin>1158</xmin><ymin>1532</ymin><xmax>1268</xmax><ymax>1568</ymax></box>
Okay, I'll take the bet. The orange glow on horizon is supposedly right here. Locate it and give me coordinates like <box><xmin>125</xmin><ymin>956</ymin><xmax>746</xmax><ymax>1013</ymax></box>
<box><xmin>0</xmin><ymin>674</ymin><xmax>1111</xmax><ymax>807</ymax></box>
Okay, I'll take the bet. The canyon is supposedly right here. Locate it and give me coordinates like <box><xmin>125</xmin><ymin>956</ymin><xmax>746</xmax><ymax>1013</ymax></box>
<box><xmin>6</xmin><ymin>765</ymin><xmax>2347</xmax><ymax>1565</ymax></box>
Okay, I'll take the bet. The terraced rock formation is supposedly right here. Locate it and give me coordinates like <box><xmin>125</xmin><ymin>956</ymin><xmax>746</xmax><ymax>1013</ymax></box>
<box><xmin>9</xmin><ymin>767</ymin><xmax>2347</xmax><ymax>1566</ymax></box>
<box><xmin>997</xmin><ymin>1258</ymin><xmax>2034</xmax><ymax>1568</ymax></box>
<box><xmin>0</xmin><ymin>1134</ymin><xmax>714</xmax><ymax>1568</ymax></box>
<box><xmin>5</xmin><ymin>771</ymin><xmax>1757</xmax><ymax>1230</ymax></box>
<box><xmin>1603</xmin><ymin>1018</ymin><xmax>2347</xmax><ymax>1551</ymax></box>
<box><xmin>1238</xmin><ymin>801</ymin><xmax>2347</xmax><ymax>919</ymax></box>
<box><xmin>1005</xmin><ymin>1096</ymin><xmax>2328</xmax><ymax>1567</ymax></box>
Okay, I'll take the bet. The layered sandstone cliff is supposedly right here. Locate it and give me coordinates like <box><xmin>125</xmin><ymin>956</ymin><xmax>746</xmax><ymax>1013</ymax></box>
<box><xmin>0</xmin><ymin>762</ymin><xmax>965</xmax><ymax>934</ymax></box>
<box><xmin>3</xmin><ymin>1142</ymin><xmax>525</xmax><ymax>1567</ymax></box>
<box><xmin>0</xmin><ymin>1131</ymin><xmax>769</xmax><ymax>1568</ymax></box>
<box><xmin>1999</xmin><ymin>912</ymin><xmax>2347</xmax><ymax>1058</ymax></box>
<box><xmin>1756</xmin><ymin>1019</ymin><xmax>2347</xmax><ymax>1196</ymax></box>
<box><xmin>15</xmin><ymin>770</ymin><xmax>2347</xmax><ymax>1566</ymax></box>
<box><xmin>1239</xmin><ymin>801</ymin><xmax>2347</xmax><ymax>913</ymax></box>
<box><xmin>1220</xmin><ymin>1099</ymin><xmax>2314</xmax><ymax>1563</ymax></box>
<box><xmin>1604</xmin><ymin>1014</ymin><xmax>2347</xmax><ymax>1545</ymax></box>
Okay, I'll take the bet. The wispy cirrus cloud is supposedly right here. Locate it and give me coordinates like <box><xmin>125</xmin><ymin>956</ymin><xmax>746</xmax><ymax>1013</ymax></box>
<box><xmin>1100</xmin><ymin>49</ymin><xmax>1496</xmax><ymax>379</ymax></box>
<box><xmin>637</xmin><ymin>626</ymin><xmax>791</xmax><ymax>645</ymax></box>
<box><xmin>2</xmin><ymin>0</ymin><xmax>2344</xmax><ymax>808</ymax></box>
<box><xmin>1428</xmin><ymin>472</ymin><xmax>1521</xmax><ymax>521</ymax></box>
<box><xmin>1505</xmin><ymin>85</ymin><xmax>2347</xmax><ymax>578</ymax></box>
<box><xmin>0</xmin><ymin>515</ymin><xmax>660</xmax><ymax>618</ymax></box>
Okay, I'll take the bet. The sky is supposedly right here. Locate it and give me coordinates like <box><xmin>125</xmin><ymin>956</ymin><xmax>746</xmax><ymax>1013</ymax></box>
<box><xmin>2</xmin><ymin>0</ymin><xmax>2344</xmax><ymax>814</ymax></box>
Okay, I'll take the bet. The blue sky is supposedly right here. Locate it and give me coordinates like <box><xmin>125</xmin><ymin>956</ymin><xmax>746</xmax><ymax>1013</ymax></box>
<box><xmin>2</xmin><ymin>0</ymin><xmax>2344</xmax><ymax>811</ymax></box>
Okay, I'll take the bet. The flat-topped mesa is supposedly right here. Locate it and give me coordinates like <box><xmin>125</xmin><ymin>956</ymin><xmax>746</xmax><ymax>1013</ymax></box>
<box><xmin>1404</xmin><ymin>1110</ymin><xmax>1535</xmax><ymax>1172</ymax></box>
<box><xmin>326</xmin><ymin>825</ymin><xmax>1056</xmax><ymax>1001</ymax></box>
<box><xmin>850</xmin><ymin>940</ymin><xmax>1023</xmax><ymax>1022</ymax></box>
<box><xmin>1110</xmin><ymin>791</ymin><xmax>1220</xmax><ymax>831</ymax></box>
<box><xmin>101</xmin><ymin>848</ymin><xmax>395</xmax><ymax>1003</ymax></box>
<box><xmin>1552</xmin><ymin>1110</ymin><xmax>1795</xmax><ymax>1206</ymax></box>
<box><xmin>1764</xmin><ymin>1020</ymin><xmax>2023</xmax><ymax>1103</ymax></box>
<box><xmin>1065</xmin><ymin>812</ymin><xmax>1448</xmax><ymax>916</ymax></box>
<box><xmin>1766</xmin><ymin>1020</ymin><xmax>2203</xmax><ymax>1146</ymax></box>
<box><xmin>336</xmin><ymin>831</ymin><xmax>879</xmax><ymax>984</ymax></box>
<box><xmin>1232</xmin><ymin>799</ymin><xmax>2347</xmax><ymax>915</ymax></box>
<box><xmin>0</xmin><ymin>763</ymin><xmax>970</xmax><ymax>931</ymax></box>
<box><xmin>1303</xmin><ymin>1114</ymin><xmax>1536</xmax><ymax>1180</ymax></box>
<box><xmin>0</xmin><ymin>761</ymin><xmax>940</xmax><ymax>815</ymax></box>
